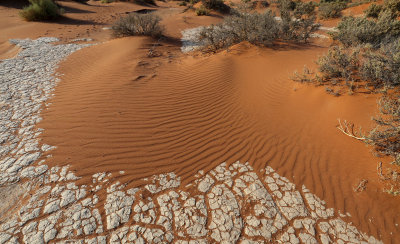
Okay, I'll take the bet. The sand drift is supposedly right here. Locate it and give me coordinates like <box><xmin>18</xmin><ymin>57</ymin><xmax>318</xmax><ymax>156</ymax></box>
<box><xmin>0</xmin><ymin>38</ymin><xmax>382</xmax><ymax>243</ymax></box>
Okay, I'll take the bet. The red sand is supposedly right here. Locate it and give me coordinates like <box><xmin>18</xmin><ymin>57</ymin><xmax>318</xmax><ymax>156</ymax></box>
<box><xmin>1</xmin><ymin>0</ymin><xmax>400</xmax><ymax>242</ymax></box>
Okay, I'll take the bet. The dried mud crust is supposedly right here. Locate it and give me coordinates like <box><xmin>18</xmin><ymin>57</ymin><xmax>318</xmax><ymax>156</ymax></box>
<box><xmin>0</xmin><ymin>38</ymin><xmax>381</xmax><ymax>243</ymax></box>
<box><xmin>0</xmin><ymin>161</ymin><xmax>382</xmax><ymax>243</ymax></box>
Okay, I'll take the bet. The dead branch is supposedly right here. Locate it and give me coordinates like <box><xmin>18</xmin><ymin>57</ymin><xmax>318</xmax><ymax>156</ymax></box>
<box><xmin>336</xmin><ymin>119</ymin><xmax>367</xmax><ymax>141</ymax></box>
<box><xmin>353</xmin><ymin>179</ymin><xmax>368</xmax><ymax>192</ymax></box>
<box><xmin>377</xmin><ymin>161</ymin><xmax>385</xmax><ymax>179</ymax></box>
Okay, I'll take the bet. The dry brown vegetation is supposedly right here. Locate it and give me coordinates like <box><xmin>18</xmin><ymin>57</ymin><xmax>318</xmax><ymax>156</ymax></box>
<box><xmin>293</xmin><ymin>0</ymin><xmax>400</xmax><ymax>193</ymax></box>
<box><xmin>198</xmin><ymin>0</ymin><xmax>320</xmax><ymax>51</ymax></box>
<box><xmin>112</xmin><ymin>13</ymin><xmax>164</xmax><ymax>37</ymax></box>
<box><xmin>19</xmin><ymin>0</ymin><xmax>63</xmax><ymax>21</ymax></box>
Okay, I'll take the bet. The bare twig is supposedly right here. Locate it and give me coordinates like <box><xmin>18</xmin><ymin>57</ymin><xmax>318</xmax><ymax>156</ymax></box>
<box><xmin>353</xmin><ymin>179</ymin><xmax>368</xmax><ymax>192</ymax></box>
<box><xmin>336</xmin><ymin>119</ymin><xmax>367</xmax><ymax>141</ymax></box>
<box><xmin>377</xmin><ymin>161</ymin><xmax>385</xmax><ymax>180</ymax></box>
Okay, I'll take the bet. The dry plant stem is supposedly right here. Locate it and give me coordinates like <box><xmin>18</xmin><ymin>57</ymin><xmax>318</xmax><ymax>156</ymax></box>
<box><xmin>353</xmin><ymin>179</ymin><xmax>368</xmax><ymax>192</ymax></box>
<box><xmin>377</xmin><ymin>161</ymin><xmax>387</xmax><ymax>180</ymax></box>
<box><xmin>336</xmin><ymin>119</ymin><xmax>367</xmax><ymax>141</ymax></box>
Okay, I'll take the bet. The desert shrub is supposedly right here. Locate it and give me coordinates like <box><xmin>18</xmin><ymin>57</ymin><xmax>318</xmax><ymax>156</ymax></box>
<box><xmin>332</xmin><ymin>11</ymin><xmax>400</xmax><ymax>47</ymax></box>
<box><xmin>202</xmin><ymin>0</ymin><xmax>230</xmax><ymax>12</ymax></box>
<box><xmin>101</xmin><ymin>0</ymin><xmax>113</xmax><ymax>3</ymax></box>
<box><xmin>277</xmin><ymin>0</ymin><xmax>296</xmax><ymax>11</ymax></box>
<box><xmin>318</xmin><ymin>1</ymin><xmax>346</xmax><ymax>19</ymax></box>
<box><xmin>179</xmin><ymin>1</ymin><xmax>187</xmax><ymax>6</ymax></box>
<box><xmin>293</xmin><ymin>1</ymin><xmax>316</xmax><ymax>17</ymax></box>
<box><xmin>319</xmin><ymin>0</ymin><xmax>349</xmax><ymax>3</ymax></box>
<box><xmin>360</xmin><ymin>39</ymin><xmax>400</xmax><ymax>88</ymax></box>
<box><xmin>196</xmin><ymin>5</ymin><xmax>210</xmax><ymax>15</ymax></box>
<box><xmin>368</xmin><ymin>95</ymin><xmax>400</xmax><ymax>165</ymax></box>
<box><xmin>347</xmin><ymin>0</ymin><xmax>373</xmax><ymax>8</ymax></box>
<box><xmin>251</xmin><ymin>0</ymin><xmax>269</xmax><ymax>9</ymax></box>
<box><xmin>112</xmin><ymin>13</ymin><xmax>163</xmax><ymax>37</ymax></box>
<box><xmin>293</xmin><ymin>0</ymin><xmax>400</xmax><ymax>190</ymax></box>
<box><xmin>383</xmin><ymin>0</ymin><xmax>400</xmax><ymax>14</ymax></box>
<box><xmin>198</xmin><ymin>1</ymin><xmax>319</xmax><ymax>51</ymax></box>
<box><xmin>199</xmin><ymin>11</ymin><xmax>279</xmax><ymax>51</ymax></box>
<box><xmin>333</xmin><ymin>16</ymin><xmax>380</xmax><ymax>46</ymax></box>
<box><xmin>123</xmin><ymin>0</ymin><xmax>157</xmax><ymax>5</ymax></box>
<box><xmin>317</xmin><ymin>45</ymin><xmax>360</xmax><ymax>81</ymax></box>
<box><xmin>279</xmin><ymin>0</ymin><xmax>320</xmax><ymax>42</ymax></box>
<box><xmin>364</xmin><ymin>0</ymin><xmax>400</xmax><ymax>18</ymax></box>
<box><xmin>315</xmin><ymin>38</ymin><xmax>400</xmax><ymax>89</ymax></box>
<box><xmin>364</xmin><ymin>3</ymin><xmax>383</xmax><ymax>18</ymax></box>
<box><xmin>19</xmin><ymin>0</ymin><xmax>63</xmax><ymax>21</ymax></box>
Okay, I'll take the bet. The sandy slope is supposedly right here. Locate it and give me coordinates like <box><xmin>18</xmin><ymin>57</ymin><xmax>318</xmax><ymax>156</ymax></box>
<box><xmin>34</xmin><ymin>36</ymin><xmax>400</xmax><ymax>242</ymax></box>
<box><xmin>1</xmin><ymin>0</ymin><xmax>399</xmax><ymax>242</ymax></box>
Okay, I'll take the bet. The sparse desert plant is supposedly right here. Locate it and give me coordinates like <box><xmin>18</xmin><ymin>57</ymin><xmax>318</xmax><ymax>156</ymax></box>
<box><xmin>202</xmin><ymin>0</ymin><xmax>230</xmax><ymax>12</ymax></box>
<box><xmin>130</xmin><ymin>0</ymin><xmax>157</xmax><ymax>5</ymax></box>
<box><xmin>293</xmin><ymin>1</ymin><xmax>316</xmax><ymax>17</ymax></box>
<box><xmin>383</xmin><ymin>0</ymin><xmax>400</xmax><ymax>14</ymax></box>
<box><xmin>101</xmin><ymin>0</ymin><xmax>114</xmax><ymax>3</ymax></box>
<box><xmin>278</xmin><ymin>0</ymin><xmax>320</xmax><ymax>42</ymax></box>
<box><xmin>319</xmin><ymin>0</ymin><xmax>349</xmax><ymax>3</ymax></box>
<box><xmin>199</xmin><ymin>11</ymin><xmax>279</xmax><ymax>51</ymax></box>
<box><xmin>332</xmin><ymin>11</ymin><xmax>400</xmax><ymax>47</ymax></box>
<box><xmin>19</xmin><ymin>0</ymin><xmax>63</xmax><ymax>21</ymax></box>
<box><xmin>179</xmin><ymin>1</ymin><xmax>187</xmax><ymax>6</ymax></box>
<box><xmin>333</xmin><ymin>16</ymin><xmax>379</xmax><ymax>46</ymax></box>
<box><xmin>277</xmin><ymin>0</ymin><xmax>296</xmax><ymax>11</ymax></box>
<box><xmin>368</xmin><ymin>95</ymin><xmax>400</xmax><ymax>165</ymax></box>
<box><xmin>347</xmin><ymin>0</ymin><xmax>372</xmax><ymax>8</ymax></box>
<box><xmin>360</xmin><ymin>39</ymin><xmax>400</xmax><ymax>88</ymax></box>
<box><xmin>318</xmin><ymin>1</ymin><xmax>346</xmax><ymax>19</ymax></box>
<box><xmin>196</xmin><ymin>5</ymin><xmax>210</xmax><ymax>15</ymax></box>
<box><xmin>317</xmin><ymin>45</ymin><xmax>360</xmax><ymax>81</ymax></box>
<box><xmin>198</xmin><ymin>1</ymin><xmax>320</xmax><ymax>51</ymax></box>
<box><xmin>291</xmin><ymin>0</ymin><xmax>400</xmax><ymax>194</ymax></box>
<box><xmin>364</xmin><ymin>0</ymin><xmax>400</xmax><ymax>18</ymax></box>
<box><xmin>112</xmin><ymin>13</ymin><xmax>163</xmax><ymax>37</ymax></box>
<box><xmin>364</xmin><ymin>3</ymin><xmax>383</xmax><ymax>18</ymax></box>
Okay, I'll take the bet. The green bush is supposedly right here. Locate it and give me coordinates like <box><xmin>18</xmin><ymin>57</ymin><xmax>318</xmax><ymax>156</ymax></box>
<box><xmin>364</xmin><ymin>0</ymin><xmax>400</xmax><ymax>18</ymax></box>
<box><xmin>130</xmin><ymin>0</ymin><xmax>156</xmax><ymax>5</ymax></box>
<box><xmin>319</xmin><ymin>0</ymin><xmax>349</xmax><ymax>3</ymax></box>
<box><xmin>196</xmin><ymin>5</ymin><xmax>210</xmax><ymax>15</ymax></box>
<box><xmin>318</xmin><ymin>2</ymin><xmax>346</xmax><ymax>19</ymax></box>
<box><xmin>383</xmin><ymin>0</ymin><xmax>400</xmax><ymax>14</ymax></box>
<box><xmin>112</xmin><ymin>13</ymin><xmax>163</xmax><ymax>37</ymax></box>
<box><xmin>277</xmin><ymin>0</ymin><xmax>296</xmax><ymax>11</ymax></box>
<box><xmin>19</xmin><ymin>0</ymin><xmax>63</xmax><ymax>21</ymax></box>
<box><xmin>198</xmin><ymin>4</ymin><xmax>319</xmax><ymax>52</ymax></box>
<box><xmin>317</xmin><ymin>45</ymin><xmax>360</xmax><ymax>81</ymax></box>
<box><xmin>360</xmin><ymin>39</ymin><xmax>400</xmax><ymax>88</ymax></box>
<box><xmin>202</xmin><ymin>0</ymin><xmax>230</xmax><ymax>12</ymax></box>
<box><xmin>364</xmin><ymin>3</ymin><xmax>383</xmax><ymax>18</ymax></box>
<box><xmin>332</xmin><ymin>11</ymin><xmax>400</xmax><ymax>47</ymax></box>
<box><xmin>279</xmin><ymin>0</ymin><xmax>320</xmax><ymax>42</ymax></box>
<box><xmin>199</xmin><ymin>11</ymin><xmax>279</xmax><ymax>51</ymax></box>
<box><xmin>368</xmin><ymin>95</ymin><xmax>400</xmax><ymax>165</ymax></box>
<box><xmin>293</xmin><ymin>1</ymin><xmax>316</xmax><ymax>17</ymax></box>
<box><xmin>294</xmin><ymin>0</ymin><xmax>400</xmax><ymax>186</ymax></box>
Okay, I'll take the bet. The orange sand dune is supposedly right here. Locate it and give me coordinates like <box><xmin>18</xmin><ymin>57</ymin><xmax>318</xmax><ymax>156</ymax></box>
<box><xmin>37</xmin><ymin>37</ymin><xmax>400</xmax><ymax>242</ymax></box>
<box><xmin>2</xmin><ymin>0</ymin><xmax>399</xmax><ymax>241</ymax></box>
